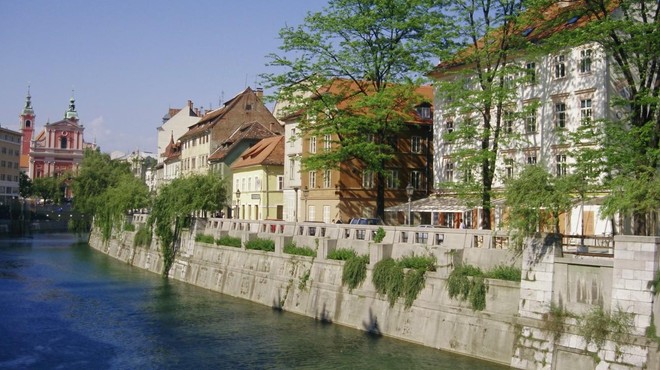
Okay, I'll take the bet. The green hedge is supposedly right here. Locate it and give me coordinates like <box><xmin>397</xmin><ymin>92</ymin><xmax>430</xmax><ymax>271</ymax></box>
<box><xmin>245</xmin><ymin>238</ymin><xmax>275</xmax><ymax>252</ymax></box>
<box><xmin>215</xmin><ymin>235</ymin><xmax>242</xmax><ymax>248</ymax></box>
<box><xmin>283</xmin><ymin>242</ymin><xmax>316</xmax><ymax>257</ymax></box>
<box><xmin>195</xmin><ymin>234</ymin><xmax>215</xmax><ymax>244</ymax></box>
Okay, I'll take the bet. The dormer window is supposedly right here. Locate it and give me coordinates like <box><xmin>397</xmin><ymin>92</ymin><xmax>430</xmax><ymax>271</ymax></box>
<box><xmin>416</xmin><ymin>104</ymin><xmax>431</xmax><ymax>119</ymax></box>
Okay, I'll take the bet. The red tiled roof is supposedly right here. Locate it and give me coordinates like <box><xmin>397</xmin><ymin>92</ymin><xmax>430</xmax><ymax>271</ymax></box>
<box><xmin>208</xmin><ymin>121</ymin><xmax>280</xmax><ymax>162</ymax></box>
<box><xmin>231</xmin><ymin>136</ymin><xmax>284</xmax><ymax>170</ymax></box>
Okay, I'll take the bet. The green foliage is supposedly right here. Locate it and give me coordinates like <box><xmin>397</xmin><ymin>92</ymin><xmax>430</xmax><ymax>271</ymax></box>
<box><xmin>649</xmin><ymin>270</ymin><xmax>660</xmax><ymax>295</ymax></box>
<box><xmin>486</xmin><ymin>265</ymin><xmax>522</xmax><ymax>281</ymax></box>
<box><xmin>72</xmin><ymin>149</ymin><xmax>150</xmax><ymax>239</ymax></box>
<box><xmin>468</xmin><ymin>276</ymin><xmax>487</xmax><ymax>311</ymax></box>
<box><xmin>327</xmin><ymin>248</ymin><xmax>357</xmax><ymax>261</ymax></box>
<box><xmin>372</xmin><ymin>255</ymin><xmax>435</xmax><ymax>308</ymax></box>
<box><xmin>283</xmin><ymin>242</ymin><xmax>317</xmax><ymax>257</ymax></box>
<box><xmin>245</xmin><ymin>238</ymin><xmax>275</xmax><ymax>252</ymax></box>
<box><xmin>215</xmin><ymin>235</ymin><xmax>242</xmax><ymax>248</ymax></box>
<box><xmin>19</xmin><ymin>172</ymin><xmax>32</xmax><ymax>199</ymax></box>
<box><xmin>578</xmin><ymin>307</ymin><xmax>633</xmax><ymax>350</ymax></box>
<box><xmin>123</xmin><ymin>222</ymin><xmax>136</xmax><ymax>232</ymax></box>
<box><xmin>341</xmin><ymin>254</ymin><xmax>369</xmax><ymax>293</ymax></box>
<box><xmin>33</xmin><ymin>175</ymin><xmax>67</xmax><ymax>204</ymax></box>
<box><xmin>133</xmin><ymin>225</ymin><xmax>152</xmax><ymax>247</ymax></box>
<box><xmin>264</xmin><ymin>0</ymin><xmax>446</xmax><ymax>218</ymax></box>
<box><xmin>373</xmin><ymin>227</ymin><xmax>386</xmax><ymax>243</ymax></box>
<box><xmin>195</xmin><ymin>234</ymin><xmax>215</xmax><ymax>244</ymax></box>
<box><xmin>399</xmin><ymin>255</ymin><xmax>436</xmax><ymax>271</ymax></box>
<box><xmin>504</xmin><ymin>165</ymin><xmax>574</xmax><ymax>249</ymax></box>
<box><xmin>447</xmin><ymin>264</ymin><xmax>483</xmax><ymax>302</ymax></box>
<box><xmin>148</xmin><ymin>173</ymin><xmax>228</xmax><ymax>276</ymax></box>
<box><xmin>402</xmin><ymin>268</ymin><xmax>427</xmax><ymax>308</ymax></box>
<box><xmin>544</xmin><ymin>303</ymin><xmax>573</xmax><ymax>342</ymax></box>
<box><xmin>433</xmin><ymin>0</ymin><xmax>532</xmax><ymax>230</ymax></box>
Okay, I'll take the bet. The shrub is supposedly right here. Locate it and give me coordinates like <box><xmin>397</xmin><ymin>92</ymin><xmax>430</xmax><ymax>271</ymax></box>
<box><xmin>373</xmin><ymin>227</ymin><xmax>386</xmax><ymax>243</ymax></box>
<box><xmin>327</xmin><ymin>248</ymin><xmax>357</xmax><ymax>261</ymax></box>
<box><xmin>578</xmin><ymin>307</ymin><xmax>633</xmax><ymax>349</ymax></box>
<box><xmin>123</xmin><ymin>222</ymin><xmax>136</xmax><ymax>232</ymax></box>
<box><xmin>372</xmin><ymin>255</ymin><xmax>433</xmax><ymax>308</ymax></box>
<box><xmin>215</xmin><ymin>235</ymin><xmax>241</xmax><ymax>248</ymax></box>
<box><xmin>447</xmin><ymin>264</ymin><xmax>485</xmax><ymax>310</ymax></box>
<box><xmin>283</xmin><ymin>242</ymin><xmax>317</xmax><ymax>257</ymax></box>
<box><xmin>195</xmin><ymin>234</ymin><xmax>215</xmax><ymax>244</ymax></box>
<box><xmin>342</xmin><ymin>254</ymin><xmax>369</xmax><ymax>292</ymax></box>
<box><xmin>245</xmin><ymin>238</ymin><xmax>275</xmax><ymax>252</ymax></box>
<box><xmin>399</xmin><ymin>255</ymin><xmax>436</xmax><ymax>271</ymax></box>
<box><xmin>486</xmin><ymin>265</ymin><xmax>521</xmax><ymax>281</ymax></box>
<box><xmin>133</xmin><ymin>225</ymin><xmax>152</xmax><ymax>247</ymax></box>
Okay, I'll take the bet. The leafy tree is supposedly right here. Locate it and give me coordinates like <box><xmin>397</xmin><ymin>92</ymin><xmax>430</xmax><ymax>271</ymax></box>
<box><xmin>430</xmin><ymin>0</ymin><xmax>530</xmax><ymax>229</ymax></box>
<box><xmin>71</xmin><ymin>149</ymin><xmax>150</xmax><ymax>237</ymax></box>
<box><xmin>535</xmin><ymin>0</ymin><xmax>660</xmax><ymax>235</ymax></box>
<box><xmin>19</xmin><ymin>172</ymin><xmax>32</xmax><ymax>199</ymax></box>
<box><xmin>504</xmin><ymin>165</ymin><xmax>574</xmax><ymax>248</ymax></box>
<box><xmin>263</xmin><ymin>0</ymin><xmax>447</xmax><ymax>219</ymax></box>
<box><xmin>32</xmin><ymin>176</ymin><xmax>65</xmax><ymax>204</ymax></box>
<box><xmin>148</xmin><ymin>173</ymin><xmax>227</xmax><ymax>276</ymax></box>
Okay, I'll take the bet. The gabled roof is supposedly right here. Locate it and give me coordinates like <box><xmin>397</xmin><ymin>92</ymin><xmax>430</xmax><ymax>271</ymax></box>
<box><xmin>208</xmin><ymin>121</ymin><xmax>279</xmax><ymax>162</ymax></box>
<box><xmin>281</xmin><ymin>78</ymin><xmax>433</xmax><ymax>124</ymax></box>
<box><xmin>429</xmin><ymin>1</ymin><xmax>616</xmax><ymax>75</ymax></box>
<box><xmin>162</xmin><ymin>133</ymin><xmax>182</xmax><ymax>162</ymax></box>
<box><xmin>231</xmin><ymin>136</ymin><xmax>285</xmax><ymax>170</ymax></box>
<box><xmin>33</xmin><ymin>118</ymin><xmax>81</xmax><ymax>142</ymax></box>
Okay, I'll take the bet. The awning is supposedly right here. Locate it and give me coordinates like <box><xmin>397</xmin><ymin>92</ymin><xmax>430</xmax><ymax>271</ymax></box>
<box><xmin>385</xmin><ymin>196</ymin><xmax>470</xmax><ymax>213</ymax></box>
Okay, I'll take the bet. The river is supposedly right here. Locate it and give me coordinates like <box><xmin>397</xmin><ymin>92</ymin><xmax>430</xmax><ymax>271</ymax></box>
<box><xmin>0</xmin><ymin>234</ymin><xmax>509</xmax><ymax>369</ymax></box>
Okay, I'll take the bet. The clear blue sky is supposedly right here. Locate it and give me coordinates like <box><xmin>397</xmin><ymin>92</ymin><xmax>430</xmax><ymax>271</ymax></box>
<box><xmin>0</xmin><ymin>0</ymin><xmax>327</xmax><ymax>155</ymax></box>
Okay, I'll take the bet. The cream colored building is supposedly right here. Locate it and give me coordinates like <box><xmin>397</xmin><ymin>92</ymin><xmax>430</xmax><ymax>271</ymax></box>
<box><xmin>231</xmin><ymin>136</ymin><xmax>284</xmax><ymax>220</ymax></box>
<box><xmin>0</xmin><ymin>126</ymin><xmax>21</xmax><ymax>204</ymax></box>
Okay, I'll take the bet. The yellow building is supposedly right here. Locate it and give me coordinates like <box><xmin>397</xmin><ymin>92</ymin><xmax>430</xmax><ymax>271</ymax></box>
<box><xmin>231</xmin><ymin>136</ymin><xmax>284</xmax><ymax>220</ymax></box>
<box><xmin>0</xmin><ymin>126</ymin><xmax>22</xmax><ymax>204</ymax></box>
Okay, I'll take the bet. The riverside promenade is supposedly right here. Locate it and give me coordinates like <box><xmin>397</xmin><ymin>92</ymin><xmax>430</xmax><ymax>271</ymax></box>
<box><xmin>89</xmin><ymin>215</ymin><xmax>660</xmax><ymax>370</ymax></box>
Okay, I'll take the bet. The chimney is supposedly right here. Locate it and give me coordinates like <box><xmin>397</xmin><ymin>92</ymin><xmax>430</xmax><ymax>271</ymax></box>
<box><xmin>188</xmin><ymin>100</ymin><xmax>193</xmax><ymax>109</ymax></box>
<box><xmin>194</xmin><ymin>108</ymin><xmax>200</xmax><ymax>116</ymax></box>
<box><xmin>256</xmin><ymin>87</ymin><xmax>264</xmax><ymax>100</ymax></box>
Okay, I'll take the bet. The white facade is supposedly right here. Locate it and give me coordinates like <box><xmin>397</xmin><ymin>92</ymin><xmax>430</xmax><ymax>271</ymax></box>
<box><xmin>156</xmin><ymin>101</ymin><xmax>199</xmax><ymax>165</ymax></box>
<box><xmin>282</xmin><ymin>118</ymin><xmax>302</xmax><ymax>222</ymax></box>
<box><xmin>433</xmin><ymin>43</ymin><xmax>615</xmax><ymax>235</ymax></box>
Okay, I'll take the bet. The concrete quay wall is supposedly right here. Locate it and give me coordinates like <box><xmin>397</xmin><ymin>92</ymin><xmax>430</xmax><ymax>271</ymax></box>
<box><xmin>89</xmin><ymin>217</ymin><xmax>660</xmax><ymax>369</ymax></box>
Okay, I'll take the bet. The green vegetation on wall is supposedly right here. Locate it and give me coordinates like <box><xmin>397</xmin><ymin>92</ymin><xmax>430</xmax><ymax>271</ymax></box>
<box><xmin>284</xmin><ymin>242</ymin><xmax>317</xmax><ymax>257</ymax></box>
<box><xmin>341</xmin><ymin>254</ymin><xmax>369</xmax><ymax>292</ymax></box>
<box><xmin>372</xmin><ymin>255</ymin><xmax>436</xmax><ymax>308</ymax></box>
<box><xmin>447</xmin><ymin>264</ymin><xmax>521</xmax><ymax>311</ymax></box>
<box><xmin>216</xmin><ymin>235</ymin><xmax>242</xmax><ymax>248</ymax></box>
<box><xmin>245</xmin><ymin>238</ymin><xmax>275</xmax><ymax>252</ymax></box>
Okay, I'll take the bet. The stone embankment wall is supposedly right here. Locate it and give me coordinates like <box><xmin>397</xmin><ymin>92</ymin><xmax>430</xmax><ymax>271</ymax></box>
<box><xmin>89</xmin><ymin>216</ymin><xmax>660</xmax><ymax>369</ymax></box>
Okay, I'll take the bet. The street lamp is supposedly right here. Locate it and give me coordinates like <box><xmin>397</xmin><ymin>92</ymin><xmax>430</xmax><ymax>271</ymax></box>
<box><xmin>292</xmin><ymin>186</ymin><xmax>299</xmax><ymax>222</ymax></box>
<box><xmin>302</xmin><ymin>187</ymin><xmax>309</xmax><ymax>222</ymax></box>
<box><xmin>406</xmin><ymin>183</ymin><xmax>414</xmax><ymax>226</ymax></box>
<box><xmin>235</xmin><ymin>189</ymin><xmax>241</xmax><ymax>219</ymax></box>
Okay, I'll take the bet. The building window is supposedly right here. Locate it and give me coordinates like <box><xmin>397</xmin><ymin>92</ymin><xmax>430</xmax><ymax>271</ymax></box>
<box><xmin>411</xmin><ymin>136</ymin><xmax>421</xmax><ymax>153</ymax></box>
<box><xmin>581</xmin><ymin>99</ymin><xmax>592</xmax><ymax>124</ymax></box>
<box><xmin>362</xmin><ymin>170</ymin><xmax>374</xmax><ymax>189</ymax></box>
<box><xmin>446</xmin><ymin>120</ymin><xmax>454</xmax><ymax>134</ymax></box>
<box><xmin>309</xmin><ymin>171</ymin><xmax>316</xmax><ymax>188</ymax></box>
<box><xmin>417</xmin><ymin>105</ymin><xmax>431</xmax><ymax>119</ymax></box>
<box><xmin>525</xmin><ymin>62</ymin><xmax>536</xmax><ymax>83</ymax></box>
<box><xmin>503</xmin><ymin>110</ymin><xmax>514</xmax><ymax>134</ymax></box>
<box><xmin>323</xmin><ymin>169</ymin><xmax>331</xmax><ymax>188</ymax></box>
<box><xmin>385</xmin><ymin>169</ymin><xmax>398</xmax><ymax>189</ymax></box>
<box><xmin>555</xmin><ymin>102</ymin><xmax>567</xmax><ymax>129</ymax></box>
<box><xmin>527</xmin><ymin>155</ymin><xmax>537</xmax><ymax>165</ymax></box>
<box><xmin>309</xmin><ymin>136</ymin><xmax>317</xmax><ymax>153</ymax></box>
<box><xmin>323</xmin><ymin>205</ymin><xmax>331</xmax><ymax>224</ymax></box>
<box><xmin>248</xmin><ymin>177</ymin><xmax>252</xmax><ymax>191</ymax></box>
<box><xmin>556</xmin><ymin>154</ymin><xmax>567</xmax><ymax>177</ymax></box>
<box><xmin>60</xmin><ymin>137</ymin><xmax>67</xmax><ymax>149</ymax></box>
<box><xmin>505</xmin><ymin>158</ymin><xmax>514</xmax><ymax>178</ymax></box>
<box><xmin>411</xmin><ymin>170</ymin><xmax>421</xmax><ymax>189</ymax></box>
<box><xmin>255</xmin><ymin>176</ymin><xmax>261</xmax><ymax>191</ymax></box>
<box><xmin>290</xmin><ymin>128</ymin><xmax>296</xmax><ymax>147</ymax></box>
<box><xmin>444</xmin><ymin>161</ymin><xmax>454</xmax><ymax>182</ymax></box>
<box><xmin>289</xmin><ymin>158</ymin><xmax>296</xmax><ymax>180</ymax></box>
<box><xmin>241</xmin><ymin>178</ymin><xmax>246</xmax><ymax>191</ymax></box>
<box><xmin>324</xmin><ymin>134</ymin><xmax>331</xmax><ymax>151</ymax></box>
<box><xmin>579</xmin><ymin>49</ymin><xmax>592</xmax><ymax>73</ymax></box>
<box><xmin>554</xmin><ymin>55</ymin><xmax>566</xmax><ymax>79</ymax></box>
<box><xmin>525</xmin><ymin>109</ymin><xmax>537</xmax><ymax>133</ymax></box>
<box><xmin>277</xmin><ymin>176</ymin><xmax>284</xmax><ymax>190</ymax></box>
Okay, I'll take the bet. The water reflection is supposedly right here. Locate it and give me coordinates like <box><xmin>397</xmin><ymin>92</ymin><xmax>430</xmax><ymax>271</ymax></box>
<box><xmin>0</xmin><ymin>234</ymin><xmax>509</xmax><ymax>369</ymax></box>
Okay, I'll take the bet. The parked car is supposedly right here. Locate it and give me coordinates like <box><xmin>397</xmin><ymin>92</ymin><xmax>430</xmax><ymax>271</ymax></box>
<box><xmin>349</xmin><ymin>218</ymin><xmax>383</xmax><ymax>225</ymax></box>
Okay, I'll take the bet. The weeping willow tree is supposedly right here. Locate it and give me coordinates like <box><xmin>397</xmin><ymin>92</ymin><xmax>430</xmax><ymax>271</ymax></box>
<box><xmin>148</xmin><ymin>173</ymin><xmax>227</xmax><ymax>276</ymax></box>
<box><xmin>71</xmin><ymin>149</ymin><xmax>150</xmax><ymax>239</ymax></box>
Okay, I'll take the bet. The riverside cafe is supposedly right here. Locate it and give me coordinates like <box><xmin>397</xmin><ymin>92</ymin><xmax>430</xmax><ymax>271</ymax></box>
<box><xmin>385</xmin><ymin>194</ymin><xmax>505</xmax><ymax>229</ymax></box>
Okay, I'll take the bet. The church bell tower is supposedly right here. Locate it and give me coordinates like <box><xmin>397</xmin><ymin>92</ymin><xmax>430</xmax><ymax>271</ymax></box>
<box><xmin>19</xmin><ymin>87</ymin><xmax>35</xmax><ymax>172</ymax></box>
